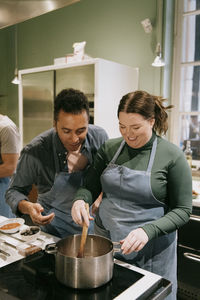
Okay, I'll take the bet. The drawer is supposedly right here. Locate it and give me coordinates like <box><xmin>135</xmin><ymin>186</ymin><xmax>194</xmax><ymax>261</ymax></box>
<box><xmin>177</xmin><ymin>244</ymin><xmax>200</xmax><ymax>300</ymax></box>
<box><xmin>192</xmin><ymin>206</ymin><xmax>200</xmax><ymax>216</ymax></box>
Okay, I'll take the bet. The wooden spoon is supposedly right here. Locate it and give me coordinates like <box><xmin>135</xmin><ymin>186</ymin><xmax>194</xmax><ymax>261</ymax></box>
<box><xmin>77</xmin><ymin>203</ymin><xmax>89</xmax><ymax>258</ymax></box>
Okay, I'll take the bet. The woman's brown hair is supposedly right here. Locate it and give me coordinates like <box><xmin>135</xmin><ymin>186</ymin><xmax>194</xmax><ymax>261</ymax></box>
<box><xmin>117</xmin><ymin>90</ymin><xmax>173</xmax><ymax>135</ymax></box>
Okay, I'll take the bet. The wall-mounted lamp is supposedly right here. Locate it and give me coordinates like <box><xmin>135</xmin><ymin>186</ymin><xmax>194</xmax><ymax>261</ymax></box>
<box><xmin>152</xmin><ymin>43</ymin><xmax>165</xmax><ymax>67</ymax></box>
<box><xmin>11</xmin><ymin>68</ymin><xmax>20</xmax><ymax>85</ymax></box>
<box><xmin>11</xmin><ymin>25</ymin><xmax>20</xmax><ymax>85</ymax></box>
<box><xmin>141</xmin><ymin>18</ymin><xmax>152</xmax><ymax>34</ymax></box>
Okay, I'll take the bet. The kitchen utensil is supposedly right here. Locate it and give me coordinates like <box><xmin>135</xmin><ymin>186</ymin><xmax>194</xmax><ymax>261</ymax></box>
<box><xmin>45</xmin><ymin>234</ymin><xmax>120</xmax><ymax>289</ymax></box>
<box><xmin>77</xmin><ymin>203</ymin><xmax>89</xmax><ymax>258</ymax></box>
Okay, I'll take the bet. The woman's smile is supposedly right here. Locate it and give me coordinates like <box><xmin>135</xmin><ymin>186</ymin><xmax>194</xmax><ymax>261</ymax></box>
<box><xmin>119</xmin><ymin>112</ymin><xmax>154</xmax><ymax>148</ymax></box>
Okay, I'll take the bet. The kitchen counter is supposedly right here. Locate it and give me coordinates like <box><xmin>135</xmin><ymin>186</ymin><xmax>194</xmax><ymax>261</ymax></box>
<box><xmin>192</xmin><ymin>178</ymin><xmax>200</xmax><ymax>207</ymax></box>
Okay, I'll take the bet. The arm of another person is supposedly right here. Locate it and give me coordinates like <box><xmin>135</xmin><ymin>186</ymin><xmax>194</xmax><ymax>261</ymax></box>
<box><xmin>0</xmin><ymin>124</ymin><xmax>20</xmax><ymax>177</ymax></box>
<box><xmin>0</xmin><ymin>153</ymin><xmax>19</xmax><ymax>177</ymax></box>
<box><xmin>72</xmin><ymin>145</ymin><xmax>107</xmax><ymax>226</ymax></box>
<box><xmin>6</xmin><ymin>149</ymin><xmax>54</xmax><ymax>225</ymax></box>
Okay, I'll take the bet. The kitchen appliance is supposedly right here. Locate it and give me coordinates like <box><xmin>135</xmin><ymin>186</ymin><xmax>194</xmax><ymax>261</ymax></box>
<box><xmin>0</xmin><ymin>250</ymin><xmax>171</xmax><ymax>300</ymax></box>
<box><xmin>19</xmin><ymin>58</ymin><xmax>139</xmax><ymax>146</ymax></box>
<box><xmin>177</xmin><ymin>206</ymin><xmax>200</xmax><ymax>300</ymax></box>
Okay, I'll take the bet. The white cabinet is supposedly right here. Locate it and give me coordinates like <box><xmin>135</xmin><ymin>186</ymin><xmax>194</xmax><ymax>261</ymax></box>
<box><xmin>18</xmin><ymin>58</ymin><xmax>138</xmax><ymax>146</ymax></box>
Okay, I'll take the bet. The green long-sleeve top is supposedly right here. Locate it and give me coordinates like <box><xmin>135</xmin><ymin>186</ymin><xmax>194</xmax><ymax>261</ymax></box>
<box><xmin>74</xmin><ymin>132</ymin><xmax>192</xmax><ymax>241</ymax></box>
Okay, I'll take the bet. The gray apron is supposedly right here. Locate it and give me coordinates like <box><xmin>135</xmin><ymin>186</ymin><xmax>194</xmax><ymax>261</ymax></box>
<box><xmin>95</xmin><ymin>138</ymin><xmax>177</xmax><ymax>300</ymax></box>
<box><xmin>38</xmin><ymin>151</ymin><xmax>93</xmax><ymax>238</ymax></box>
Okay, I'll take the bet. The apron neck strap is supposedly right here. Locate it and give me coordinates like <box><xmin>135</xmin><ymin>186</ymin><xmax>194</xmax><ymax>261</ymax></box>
<box><xmin>110</xmin><ymin>137</ymin><xmax>157</xmax><ymax>172</ymax></box>
<box><xmin>110</xmin><ymin>140</ymin><xmax>125</xmax><ymax>164</ymax></box>
<box><xmin>53</xmin><ymin>135</ymin><xmax>61</xmax><ymax>174</ymax></box>
<box><xmin>147</xmin><ymin>137</ymin><xmax>157</xmax><ymax>172</ymax></box>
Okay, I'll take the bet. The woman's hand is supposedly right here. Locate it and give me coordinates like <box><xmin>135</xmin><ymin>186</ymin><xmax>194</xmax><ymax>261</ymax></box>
<box><xmin>120</xmin><ymin>228</ymin><xmax>149</xmax><ymax>254</ymax></box>
<box><xmin>71</xmin><ymin>200</ymin><xmax>93</xmax><ymax>227</ymax></box>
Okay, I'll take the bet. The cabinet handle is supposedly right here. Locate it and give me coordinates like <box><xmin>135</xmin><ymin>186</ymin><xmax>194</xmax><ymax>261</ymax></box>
<box><xmin>178</xmin><ymin>243</ymin><xmax>199</xmax><ymax>253</ymax></box>
<box><xmin>190</xmin><ymin>215</ymin><xmax>200</xmax><ymax>222</ymax></box>
<box><xmin>184</xmin><ymin>252</ymin><xmax>200</xmax><ymax>263</ymax></box>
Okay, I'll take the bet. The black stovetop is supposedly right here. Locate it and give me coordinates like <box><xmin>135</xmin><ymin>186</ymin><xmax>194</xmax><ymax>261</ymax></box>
<box><xmin>0</xmin><ymin>251</ymin><xmax>144</xmax><ymax>300</ymax></box>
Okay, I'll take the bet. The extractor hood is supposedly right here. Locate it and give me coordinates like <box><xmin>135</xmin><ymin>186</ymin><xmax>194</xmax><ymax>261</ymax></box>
<box><xmin>0</xmin><ymin>0</ymin><xmax>80</xmax><ymax>29</ymax></box>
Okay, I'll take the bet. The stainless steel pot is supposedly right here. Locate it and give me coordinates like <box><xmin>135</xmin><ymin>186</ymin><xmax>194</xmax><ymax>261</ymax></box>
<box><xmin>45</xmin><ymin>234</ymin><xmax>119</xmax><ymax>289</ymax></box>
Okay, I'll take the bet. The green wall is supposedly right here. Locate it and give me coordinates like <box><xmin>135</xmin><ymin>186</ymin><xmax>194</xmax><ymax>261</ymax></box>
<box><xmin>0</xmin><ymin>27</ymin><xmax>17</xmax><ymax>122</ymax></box>
<box><xmin>0</xmin><ymin>0</ymin><xmax>171</xmax><ymax>126</ymax></box>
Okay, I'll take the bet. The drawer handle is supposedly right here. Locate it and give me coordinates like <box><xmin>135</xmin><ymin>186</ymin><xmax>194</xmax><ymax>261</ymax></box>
<box><xmin>184</xmin><ymin>252</ymin><xmax>200</xmax><ymax>263</ymax></box>
<box><xmin>190</xmin><ymin>215</ymin><xmax>200</xmax><ymax>222</ymax></box>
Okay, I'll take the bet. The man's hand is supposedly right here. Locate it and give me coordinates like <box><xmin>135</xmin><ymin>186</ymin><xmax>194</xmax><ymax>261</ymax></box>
<box><xmin>18</xmin><ymin>200</ymin><xmax>55</xmax><ymax>225</ymax></box>
<box><xmin>71</xmin><ymin>200</ymin><xmax>93</xmax><ymax>227</ymax></box>
<box><xmin>120</xmin><ymin>228</ymin><xmax>149</xmax><ymax>254</ymax></box>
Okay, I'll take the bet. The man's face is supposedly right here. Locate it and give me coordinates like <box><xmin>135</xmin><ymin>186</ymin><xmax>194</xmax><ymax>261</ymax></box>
<box><xmin>55</xmin><ymin>110</ymin><xmax>89</xmax><ymax>152</ymax></box>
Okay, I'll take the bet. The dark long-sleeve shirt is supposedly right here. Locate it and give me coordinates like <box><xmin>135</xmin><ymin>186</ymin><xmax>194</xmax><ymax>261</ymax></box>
<box><xmin>6</xmin><ymin>125</ymin><xmax>108</xmax><ymax>214</ymax></box>
<box><xmin>74</xmin><ymin>132</ymin><xmax>193</xmax><ymax>241</ymax></box>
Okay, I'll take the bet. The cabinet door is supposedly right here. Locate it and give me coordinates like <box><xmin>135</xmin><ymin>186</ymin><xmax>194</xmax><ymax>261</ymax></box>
<box><xmin>95</xmin><ymin>59</ymin><xmax>139</xmax><ymax>138</ymax></box>
<box><xmin>22</xmin><ymin>71</ymin><xmax>54</xmax><ymax>146</ymax></box>
<box><xmin>19</xmin><ymin>59</ymin><xmax>139</xmax><ymax>144</ymax></box>
<box><xmin>178</xmin><ymin>217</ymin><xmax>200</xmax><ymax>249</ymax></box>
<box><xmin>177</xmin><ymin>217</ymin><xmax>200</xmax><ymax>299</ymax></box>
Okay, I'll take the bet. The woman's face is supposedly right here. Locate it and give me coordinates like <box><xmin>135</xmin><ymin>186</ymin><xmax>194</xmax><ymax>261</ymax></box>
<box><xmin>119</xmin><ymin>112</ymin><xmax>155</xmax><ymax>149</ymax></box>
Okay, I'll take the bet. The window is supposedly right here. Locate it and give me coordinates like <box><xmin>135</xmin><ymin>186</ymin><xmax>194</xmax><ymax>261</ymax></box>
<box><xmin>171</xmin><ymin>0</ymin><xmax>200</xmax><ymax>162</ymax></box>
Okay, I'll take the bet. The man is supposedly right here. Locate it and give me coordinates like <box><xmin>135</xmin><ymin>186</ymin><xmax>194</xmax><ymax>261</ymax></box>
<box><xmin>6</xmin><ymin>88</ymin><xmax>108</xmax><ymax>237</ymax></box>
<box><xmin>0</xmin><ymin>114</ymin><xmax>20</xmax><ymax>217</ymax></box>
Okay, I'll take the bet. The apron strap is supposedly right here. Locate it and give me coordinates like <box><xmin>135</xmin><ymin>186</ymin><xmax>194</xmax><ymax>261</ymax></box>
<box><xmin>109</xmin><ymin>136</ymin><xmax>157</xmax><ymax>172</ymax></box>
<box><xmin>110</xmin><ymin>140</ymin><xmax>125</xmax><ymax>164</ymax></box>
<box><xmin>147</xmin><ymin>137</ymin><xmax>157</xmax><ymax>172</ymax></box>
<box><xmin>52</xmin><ymin>133</ymin><xmax>61</xmax><ymax>174</ymax></box>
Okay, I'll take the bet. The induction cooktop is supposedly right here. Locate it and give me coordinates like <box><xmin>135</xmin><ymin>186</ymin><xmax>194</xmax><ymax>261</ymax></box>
<box><xmin>0</xmin><ymin>251</ymin><xmax>171</xmax><ymax>300</ymax></box>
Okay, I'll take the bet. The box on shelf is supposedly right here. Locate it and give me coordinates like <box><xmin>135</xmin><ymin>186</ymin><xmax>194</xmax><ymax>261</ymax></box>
<box><xmin>54</xmin><ymin>57</ymin><xmax>67</xmax><ymax>65</ymax></box>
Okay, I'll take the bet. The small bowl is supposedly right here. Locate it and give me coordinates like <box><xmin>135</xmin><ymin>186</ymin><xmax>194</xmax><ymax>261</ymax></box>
<box><xmin>19</xmin><ymin>226</ymin><xmax>41</xmax><ymax>242</ymax></box>
<box><xmin>0</xmin><ymin>218</ymin><xmax>25</xmax><ymax>234</ymax></box>
<box><xmin>192</xmin><ymin>190</ymin><xmax>199</xmax><ymax>199</ymax></box>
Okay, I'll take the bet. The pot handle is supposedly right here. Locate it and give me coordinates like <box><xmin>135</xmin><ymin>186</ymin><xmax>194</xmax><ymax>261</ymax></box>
<box><xmin>45</xmin><ymin>243</ymin><xmax>58</xmax><ymax>254</ymax></box>
<box><xmin>112</xmin><ymin>241</ymin><xmax>121</xmax><ymax>253</ymax></box>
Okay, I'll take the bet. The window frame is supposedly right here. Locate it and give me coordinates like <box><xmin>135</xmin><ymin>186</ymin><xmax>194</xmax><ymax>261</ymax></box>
<box><xmin>170</xmin><ymin>0</ymin><xmax>200</xmax><ymax>164</ymax></box>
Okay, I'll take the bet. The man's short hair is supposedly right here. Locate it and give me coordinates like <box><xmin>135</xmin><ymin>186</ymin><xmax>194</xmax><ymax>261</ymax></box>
<box><xmin>54</xmin><ymin>88</ymin><xmax>89</xmax><ymax>121</ymax></box>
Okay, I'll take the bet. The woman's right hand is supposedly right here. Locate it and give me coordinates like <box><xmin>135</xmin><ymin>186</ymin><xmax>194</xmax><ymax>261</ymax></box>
<box><xmin>71</xmin><ymin>200</ymin><xmax>93</xmax><ymax>227</ymax></box>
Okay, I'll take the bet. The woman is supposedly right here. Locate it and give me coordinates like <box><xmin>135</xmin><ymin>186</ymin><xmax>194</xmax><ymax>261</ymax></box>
<box><xmin>71</xmin><ymin>90</ymin><xmax>192</xmax><ymax>300</ymax></box>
